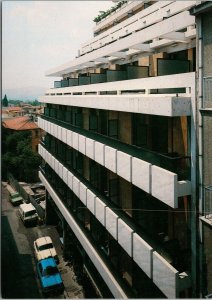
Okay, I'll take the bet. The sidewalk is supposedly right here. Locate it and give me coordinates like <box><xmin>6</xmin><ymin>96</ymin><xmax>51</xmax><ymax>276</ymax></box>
<box><xmin>58</xmin><ymin>258</ymin><xmax>84</xmax><ymax>299</ymax></box>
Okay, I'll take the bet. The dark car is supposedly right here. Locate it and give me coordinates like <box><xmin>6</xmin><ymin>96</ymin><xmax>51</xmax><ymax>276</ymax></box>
<box><xmin>9</xmin><ymin>192</ymin><xmax>23</xmax><ymax>206</ymax></box>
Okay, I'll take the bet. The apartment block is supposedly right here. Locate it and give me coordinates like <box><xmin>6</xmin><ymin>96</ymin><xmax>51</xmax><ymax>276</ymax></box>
<box><xmin>38</xmin><ymin>1</ymin><xmax>211</xmax><ymax>298</ymax></box>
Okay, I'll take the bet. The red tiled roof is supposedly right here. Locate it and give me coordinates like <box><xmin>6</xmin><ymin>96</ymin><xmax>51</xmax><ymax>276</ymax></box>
<box><xmin>2</xmin><ymin>116</ymin><xmax>38</xmax><ymax>130</ymax></box>
<box><xmin>7</xmin><ymin>106</ymin><xmax>23</xmax><ymax>112</ymax></box>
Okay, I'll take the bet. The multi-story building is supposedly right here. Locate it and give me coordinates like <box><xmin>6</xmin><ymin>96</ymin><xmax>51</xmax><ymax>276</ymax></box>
<box><xmin>38</xmin><ymin>1</ymin><xmax>211</xmax><ymax>298</ymax></box>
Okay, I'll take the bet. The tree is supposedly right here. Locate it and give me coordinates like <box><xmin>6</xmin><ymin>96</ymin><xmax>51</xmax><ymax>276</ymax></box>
<box><xmin>8</xmin><ymin>99</ymin><xmax>22</xmax><ymax>106</ymax></box>
<box><xmin>2</xmin><ymin>130</ymin><xmax>42</xmax><ymax>182</ymax></box>
<box><xmin>2</xmin><ymin>94</ymin><xmax>8</xmax><ymax>107</ymax></box>
<box><xmin>31</xmin><ymin>100</ymin><xmax>40</xmax><ymax>106</ymax></box>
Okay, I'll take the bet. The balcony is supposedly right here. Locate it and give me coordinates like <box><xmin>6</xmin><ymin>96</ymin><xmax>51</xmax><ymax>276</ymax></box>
<box><xmin>39</xmin><ymin>116</ymin><xmax>191</xmax><ymax>209</ymax></box>
<box><xmin>81</xmin><ymin>1</ymin><xmax>197</xmax><ymax>56</ymax></box>
<box><xmin>45</xmin><ymin>3</ymin><xmax>196</xmax><ymax>77</ymax></box>
<box><xmin>42</xmin><ymin>73</ymin><xmax>193</xmax><ymax>118</ymax></box>
<box><xmin>54</xmin><ymin>66</ymin><xmax>149</xmax><ymax>88</ymax></box>
<box><xmin>38</xmin><ymin>147</ymin><xmax>191</xmax><ymax>298</ymax></box>
<box><xmin>38</xmin><ymin>169</ymin><xmax>128</xmax><ymax>299</ymax></box>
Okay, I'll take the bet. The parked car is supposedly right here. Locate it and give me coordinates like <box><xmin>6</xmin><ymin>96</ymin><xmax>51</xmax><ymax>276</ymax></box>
<box><xmin>9</xmin><ymin>192</ymin><xmax>23</xmax><ymax>206</ymax></box>
<box><xmin>18</xmin><ymin>203</ymin><xmax>38</xmax><ymax>226</ymax></box>
<box><xmin>37</xmin><ymin>257</ymin><xmax>64</xmax><ymax>295</ymax></box>
<box><xmin>34</xmin><ymin>236</ymin><xmax>59</xmax><ymax>264</ymax></box>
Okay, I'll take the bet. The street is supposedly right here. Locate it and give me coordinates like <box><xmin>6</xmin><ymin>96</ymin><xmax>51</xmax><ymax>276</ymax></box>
<box><xmin>1</xmin><ymin>183</ymin><xmax>85</xmax><ymax>299</ymax></box>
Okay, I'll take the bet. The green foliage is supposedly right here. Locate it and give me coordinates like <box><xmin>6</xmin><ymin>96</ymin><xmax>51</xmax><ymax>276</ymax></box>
<box><xmin>2</xmin><ymin>130</ymin><xmax>42</xmax><ymax>182</ymax></box>
<box><xmin>93</xmin><ymin>1</ymin><xmax>127</xmax><ymax>23</ymax></box>
<box><xmin>5</xmin><ymin>131</ymin><xmax>31</xmax><ymax>152</ymax></box>
<box><xmin>6</xmin><ymin>99</ymin><xmax>41</xmax><ymax>106</ymax></box>
<box><xmin>8</xmin><ymin>99</ymin><xmax>22</xmax><ymax>106</ymax></box>
<box><xmin>30</xmin><ymin>99</ymin><xmax>40</xmax><ymax>106</ymax></box>
<box><xmin>2</xmin><ymin>94</ymin><xmax>8</xmax><ymax>107</ymax></box>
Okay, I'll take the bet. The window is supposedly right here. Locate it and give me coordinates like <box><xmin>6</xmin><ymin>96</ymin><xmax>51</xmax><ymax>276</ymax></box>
<box><xmin>89</xmin><ymin>161</ymin><xmax>99</xmax><ymax>188</ymax></box>
<box><xmin>72</xmin><ymin>151</ymin><xmax>83</xmax><ymax>174</ymax></box>
<box><xmin>108</xmin><ymin>119</ymin><xmax>118</xmax><ymax>139</ymax></box>
<box><xmin>39</xmin><ymin>243</ymin><xmax>53</xmax><ymax>251</ymax></box>
<box><xmin>57</xmin><ymin>141</ymin><xmax>64</xmax><ymax>160</ymax></box>
<box><xmin>72</xmin><ymin>107</ymin><xmax>83</xmax><ymax>127</ymax></box>
<box><xmin>57</xmin><ymin>109</ymin><xmax>64</xmax><ymax>121</ymax></box>
<box><xmin>66</xmin><ymin>147</ymin><xmax>73</xmax><ymax>168</ymax></box>
<box><xmin>44</xmin><ymin>107</ymin><xmax>50</xmax><ymax>116</ymax></box>
<box><xmin>25</xmin><ymin>210</ymin><xmax>36</xmax><ymax>217</ymax></box>
<box><xmin>50</xmin><ymin>108</ymin><xmax>56</xmax><ymax>118</ymax></box>
<box><xmin>132</xmin><ymin>114</ymin><xmax>147</xmax><ymax>147</ymax></box>
<box><xmin>65</xmin><ymin>108</ymin><xmax>72</xmax><ymax>122</ymax></box>
<box><xmin>89</xmin><ymin>114</ymin><xmax>98</xmax><ymax>132</ymax></box>
<box><xmin>43</xmin><ymin>266</ymin><xmax>58</xmax><ymax>276</ymax></box>
<box><xmin>109</xmin><ymin>178</ymin><xmax>119</xmax><ymax>205</ymax></box>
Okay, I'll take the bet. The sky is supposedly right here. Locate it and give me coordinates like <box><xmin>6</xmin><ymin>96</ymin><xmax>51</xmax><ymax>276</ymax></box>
<box><xmin>2</xmin><ymin>1</ymin><xmax>113</xmax><ymax>97</ymax></box>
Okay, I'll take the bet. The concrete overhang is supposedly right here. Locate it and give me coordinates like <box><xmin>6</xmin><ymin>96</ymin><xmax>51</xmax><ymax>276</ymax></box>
<box><xmin>190</xmin><ymin>1</ymin><xmax>212</xmax><ymax>15</ymax></box>
<box><xmin>45</xmin><ymin>11</ymin><xmax>195</xmax><ymax>77</ymax></box>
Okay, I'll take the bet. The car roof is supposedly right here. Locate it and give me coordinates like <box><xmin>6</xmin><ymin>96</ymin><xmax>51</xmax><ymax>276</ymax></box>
<box><xmin>36</xmin><ymin>236</ymin><xmax>53</xmax><ymax>247</ymax></box>
<box><xmin>40</xmin><ymin>257</ymin><xmax>56</xmax><ymax>268</ymax></box>
<box><xmin>19</xmin><ymin>203</ymin><xmax>36</xmax><ymax>212</ymax></box>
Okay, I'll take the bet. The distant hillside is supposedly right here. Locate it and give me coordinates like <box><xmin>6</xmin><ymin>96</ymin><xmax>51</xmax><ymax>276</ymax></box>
<box><xmin>2</xmin><ymin>86</ymin><xmax>46</xmax><ymax>101</ymax></box>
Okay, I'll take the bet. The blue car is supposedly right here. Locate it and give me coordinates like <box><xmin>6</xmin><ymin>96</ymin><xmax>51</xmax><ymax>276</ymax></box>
<box><xmin>37</xmin><ymin>257</ymin><xmax>64</xmax><ymax>295</ymax></box>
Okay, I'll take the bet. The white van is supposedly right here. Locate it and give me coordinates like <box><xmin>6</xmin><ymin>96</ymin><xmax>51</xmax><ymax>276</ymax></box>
<box><xmin>19</xmin><ymin>203</ymin><xmax>38</xmax><ymax>225</ymax></box>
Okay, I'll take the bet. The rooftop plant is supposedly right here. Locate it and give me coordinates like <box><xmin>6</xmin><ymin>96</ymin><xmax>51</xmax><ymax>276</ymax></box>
<box><xmin>93</xmin><ymin>1</ymin><xmax>127</xmax><ymax>23</ymax></box>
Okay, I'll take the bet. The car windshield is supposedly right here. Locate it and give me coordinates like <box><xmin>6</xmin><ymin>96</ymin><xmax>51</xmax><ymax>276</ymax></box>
<box><xmin>25</xmin><ymin>210</ymin><xmax>36</xmax><ymax>217</ymax></box>
<box><xmin>39</xmin><ymin>243</ymin><xmax>53</xmax><ymax>251</ymax></box>
<box><xmin>44</xmin><ymin>266</ymin><xmax>58</xmax><ymax>276</ymax></box>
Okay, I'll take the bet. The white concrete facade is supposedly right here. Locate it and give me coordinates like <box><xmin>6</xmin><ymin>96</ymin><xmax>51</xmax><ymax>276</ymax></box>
<box><xmin>38</xmin><ymin>0</ymin><xmax>200</xmax><ymax>297</ymax></box>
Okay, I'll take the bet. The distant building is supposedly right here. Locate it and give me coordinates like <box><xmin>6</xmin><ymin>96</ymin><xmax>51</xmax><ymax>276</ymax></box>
<box><xmin>1</xmin><ymin>106</ymin><xmax>24</xmax><ymax>119</ymax></box>
<box><xmin>2</xmin><ymin>116</ymin><xmax>43</xmax><ymax>152</ymax></box>
<box><xmin>21</xmin><ymin>105</ymin><xmax>44</xmax><ymax>118</ymax></box>
<box><xmin>1</xmin><ymin>105</ymin><xmax>44</xmax><ymax>120</ymax></box>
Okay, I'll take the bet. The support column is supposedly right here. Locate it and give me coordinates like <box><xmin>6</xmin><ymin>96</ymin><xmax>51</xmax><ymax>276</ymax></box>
<box><xmin>62</xmin><ymin>219</ymin><xmax>73</xmax><ymax>260</ymax></box>
<box><xmin>45</xmin><ymin>192</ymin><xmax>58</xmax><ymax>225</ymax></box>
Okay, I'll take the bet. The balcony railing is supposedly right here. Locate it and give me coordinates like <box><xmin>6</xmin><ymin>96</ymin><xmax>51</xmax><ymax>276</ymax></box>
<box><xmin>54</xmin><ymin>66</ymin><xmax>149</xmax><ymax>89</ymax></box>
<box><xmin>46</xmin><ymin>73</ymin><xmax>194</xmax><ymax>97</ymax></box>
<box><xmin>204</xmin><ymin>186</ymin><xmax>212</xmax><ymax>219</ymax></box>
